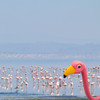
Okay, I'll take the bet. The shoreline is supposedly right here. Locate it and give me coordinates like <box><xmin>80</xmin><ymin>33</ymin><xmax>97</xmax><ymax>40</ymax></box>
<box><xmin>0</xmin><ymin>95</ymin><xmax>88</xmax><ymax>100</ymax></box>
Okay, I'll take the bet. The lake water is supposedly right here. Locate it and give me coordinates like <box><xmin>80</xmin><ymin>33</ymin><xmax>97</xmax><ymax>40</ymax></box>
<box><xmin>1</xmin><ymin>58</ymin><xmax>100</xmax><ymax>68</ymax></box>
<box><xmin>0</xmin><ymin>58</ymin><xmax>100</xmax><ymax>98</ymax></box>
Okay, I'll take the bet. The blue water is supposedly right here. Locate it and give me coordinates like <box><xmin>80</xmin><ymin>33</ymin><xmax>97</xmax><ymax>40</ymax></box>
<box><xmin>0</xmin><ymin>58</ymin><xmax>100</xmax><ymax>98</ymax></box>
<box><xmin>1</xmin><ymin>58</ymin><xmax>100</xmax><ymax>68</ymax></box>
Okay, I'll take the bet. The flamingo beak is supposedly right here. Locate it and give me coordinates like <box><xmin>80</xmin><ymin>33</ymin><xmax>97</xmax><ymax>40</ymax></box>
<box><xmin>63</xmin><ymin>65</ymin><xmax>75</xmax><ymax>78</ymax></box>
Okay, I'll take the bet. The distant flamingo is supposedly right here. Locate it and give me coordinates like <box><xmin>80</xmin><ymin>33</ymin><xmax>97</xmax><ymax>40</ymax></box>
<box><xmin>62</xmin><ymin>79</ymin><xmax>67</xmax><ymax>95</ymax></box>
<box><xmin>96</xmin><ymin>76</ymin><xmax>100</xmax><ymax>87</ymax></box>
<box><xmin>63</xmin><ymin>61</ymin><xmax>100</xmax><ymax>100</ymax></box>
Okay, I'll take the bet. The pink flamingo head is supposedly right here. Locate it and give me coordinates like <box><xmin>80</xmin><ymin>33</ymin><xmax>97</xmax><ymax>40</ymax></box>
<box><xmin>64</xmin><ymin>61</ymin><xmax>100</xmax><ymax>100</ymax></box>
<box><xmin>63</xmin><ymin>61</ymin><xmax>85</xmax><ymax>78</ymax></box>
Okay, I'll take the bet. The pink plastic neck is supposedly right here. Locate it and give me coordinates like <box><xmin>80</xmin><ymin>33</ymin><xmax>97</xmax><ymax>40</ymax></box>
<box><xmin>82</xmin><ymin>67</ymin><xmax>100</xmax><ymax>100</ymax></box>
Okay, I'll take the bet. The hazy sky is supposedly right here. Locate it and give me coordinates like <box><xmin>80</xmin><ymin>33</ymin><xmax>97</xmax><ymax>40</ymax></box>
<box><xmin>0</xmin><ymin>0</ymin><xmax>100</xmax><ymax>44</ymax></box>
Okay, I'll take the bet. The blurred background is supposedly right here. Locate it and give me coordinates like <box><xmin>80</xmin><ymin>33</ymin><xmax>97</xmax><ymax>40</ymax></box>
<box><xmin>0</xmin><ymin>0</ymin><xmax>100</xmax><ymax>65</ymax></box>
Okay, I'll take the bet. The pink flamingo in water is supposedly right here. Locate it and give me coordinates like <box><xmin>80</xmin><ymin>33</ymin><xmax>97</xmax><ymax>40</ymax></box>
<box><xmin>63</xmin><ymin>61</ymin><xmax>100</xmax><ymax>100</ymax></box>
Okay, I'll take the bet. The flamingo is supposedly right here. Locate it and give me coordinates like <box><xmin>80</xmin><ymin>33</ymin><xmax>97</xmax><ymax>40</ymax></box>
<box><xmin>63</xmin><ymin>61</ymin><xmax>100</xmax><ymax>100</ymax></box>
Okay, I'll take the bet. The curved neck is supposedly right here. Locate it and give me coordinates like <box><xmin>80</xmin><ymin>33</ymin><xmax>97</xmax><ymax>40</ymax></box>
<box><xmin>82</xmin><ymin>67</ymin><xmax>100</xmax><ymax>100</ymax></box>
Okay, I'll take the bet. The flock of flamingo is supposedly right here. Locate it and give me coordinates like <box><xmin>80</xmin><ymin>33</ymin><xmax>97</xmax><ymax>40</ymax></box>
<box><xmin>0</xmin><ymin>63</ymin><xmax>100</xmax><ymax>98</ymax></box>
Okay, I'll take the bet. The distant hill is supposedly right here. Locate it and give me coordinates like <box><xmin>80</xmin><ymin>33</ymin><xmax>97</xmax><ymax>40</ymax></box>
<box><xmin>0</xmin><ymin>43</ymin><xmax>100</xmax><ymax>59</ymax></box>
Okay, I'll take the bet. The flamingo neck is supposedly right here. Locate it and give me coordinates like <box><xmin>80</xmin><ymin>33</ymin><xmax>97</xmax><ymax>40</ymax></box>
<box><xmin>81</xmin><ymin>67</ymin><xmax>100</xmax><ymax>100</ymax></box>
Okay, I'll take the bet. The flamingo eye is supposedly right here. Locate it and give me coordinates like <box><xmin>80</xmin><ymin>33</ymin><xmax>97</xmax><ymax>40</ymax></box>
<box><xmin>77</xmin><ymin>65</ymin><xmax>81</xmax><ymax>68</ymax></box>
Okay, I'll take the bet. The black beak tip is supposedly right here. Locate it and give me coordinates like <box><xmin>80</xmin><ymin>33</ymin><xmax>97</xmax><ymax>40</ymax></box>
<box><xmin>63</xmin><ymin>75</ymin><xmax>67</xmax><ymax>78</ymax></box>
